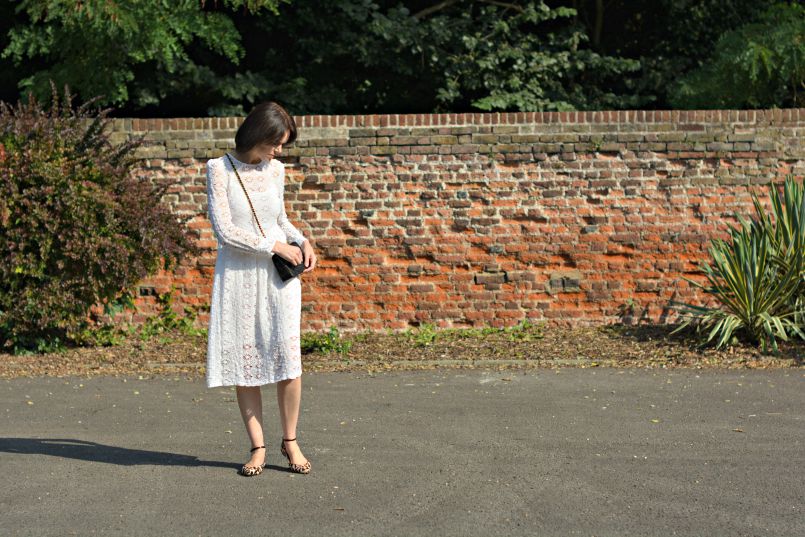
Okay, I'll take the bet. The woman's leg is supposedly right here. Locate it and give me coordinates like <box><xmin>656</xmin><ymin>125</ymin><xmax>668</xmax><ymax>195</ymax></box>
<box><xmin>276</xmin><ymin>376</ymin><xmax>309</xmax><ymax>465</ymax></box>
<box><xmin>236</xmin><ymin>385</ymin><xmax>266</xmax><ymax>466</ymax></box>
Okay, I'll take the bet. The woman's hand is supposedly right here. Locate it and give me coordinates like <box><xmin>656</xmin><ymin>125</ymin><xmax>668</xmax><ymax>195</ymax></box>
<box><xmin>274</xmin><ymin>242</ymin><xmax>304</xmax><ymax>265</ymax></box>
<box><xmin>273</xmin><ymin>241</ymin><xmax>316</xmax><ymax>272</ymax></box>
<box><xmin>301</xmin><ymin>240</ymin><xmax>317</xmax><ymax>273</ymax></box>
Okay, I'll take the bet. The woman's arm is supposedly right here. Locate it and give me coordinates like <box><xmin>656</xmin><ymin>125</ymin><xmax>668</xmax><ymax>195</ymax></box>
<box><xmin>206</xmin><ymin>158</ymin><xmax>277</xmax><ymax>255</ymax></box>
<box><xmin>276</xmin><ymin>162</ymin><xmax>307</xmax><ymax>246</ymax></box>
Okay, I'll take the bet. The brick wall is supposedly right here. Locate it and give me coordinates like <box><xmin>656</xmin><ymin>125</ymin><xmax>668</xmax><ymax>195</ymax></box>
<box><xmin>104</xmin><ymin>109</ymin><xmax>805</xmax><ymax>332</ymax></box>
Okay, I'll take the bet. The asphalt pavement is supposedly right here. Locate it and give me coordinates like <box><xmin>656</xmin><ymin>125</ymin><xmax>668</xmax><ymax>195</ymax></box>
<box><xmin>1</xmin><ymin>367</ymin><xmax>803</xmax><ymax>536</ymax></box>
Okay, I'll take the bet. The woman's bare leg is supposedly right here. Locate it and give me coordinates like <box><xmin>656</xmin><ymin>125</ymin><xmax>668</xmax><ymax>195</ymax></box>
<box><xmin>236</xmin><ymin>385</ymin><xmax>266</xmax><ymax>467</ymax></box>
<box><xmin>276</xmin><ymin>376</ymin><xmax>309</xmax><ymax>466</ymax></box>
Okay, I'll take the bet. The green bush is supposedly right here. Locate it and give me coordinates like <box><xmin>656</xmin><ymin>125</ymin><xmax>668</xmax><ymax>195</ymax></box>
<box><xmin>670</xmin><ymin>175</ymin><xmax>805</xmax><ymax>352</ymax></box>
<box><xmin>0</xmin><ymin>82</ymin><xmax>200</xmax><ymax>354</ymax></box>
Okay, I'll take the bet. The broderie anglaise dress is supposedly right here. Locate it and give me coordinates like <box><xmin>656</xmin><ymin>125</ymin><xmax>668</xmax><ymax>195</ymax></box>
<box><xmin>205</xmin><ymin>153</ymin><xmax>307</xmax><ymax>388</ymax></box>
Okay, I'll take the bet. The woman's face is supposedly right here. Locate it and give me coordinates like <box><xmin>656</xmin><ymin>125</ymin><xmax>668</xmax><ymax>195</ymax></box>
<box><xmin>261</xmin><ymin>130</ymin><xmax>290</xmax><ymax>160</ymax></box>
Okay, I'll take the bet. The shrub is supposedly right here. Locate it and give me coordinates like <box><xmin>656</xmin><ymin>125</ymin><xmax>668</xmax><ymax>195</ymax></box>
<box><xmin>0</xmin><ymin>82</ymin><xmax>200</xmax><ymax>354</ymax></box>
<box><xmin>670</xmin><ymin>175</ymin><xmax>805</xmax><ymax>353</ymax></box>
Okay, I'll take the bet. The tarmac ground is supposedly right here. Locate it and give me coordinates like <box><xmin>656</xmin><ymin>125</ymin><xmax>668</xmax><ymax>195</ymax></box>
<box><xmin>1</xmin><ymin>368</ymin><xmax>803</xmax><ymax>536</ymax></box>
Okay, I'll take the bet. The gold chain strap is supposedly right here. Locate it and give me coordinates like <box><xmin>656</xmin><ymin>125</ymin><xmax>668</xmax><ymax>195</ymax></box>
<box><xmin>225</xmin><ymin>153</ymin><xmax>266</xmax><ymax>238</ymax></box>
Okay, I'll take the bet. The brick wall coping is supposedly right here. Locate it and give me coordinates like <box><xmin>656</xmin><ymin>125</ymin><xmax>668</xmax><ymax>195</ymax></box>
<box><xmin>115</xmin><ymin>108</ymin><xmax>805</xmax><ymax>132</ymax></box>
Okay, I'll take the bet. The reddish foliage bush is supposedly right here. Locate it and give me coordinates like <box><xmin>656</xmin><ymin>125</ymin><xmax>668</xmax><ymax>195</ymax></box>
<box><xmin>0</xmin><ymin>82</ymin><xmax>200</xmax><ymax>353</ymax></box>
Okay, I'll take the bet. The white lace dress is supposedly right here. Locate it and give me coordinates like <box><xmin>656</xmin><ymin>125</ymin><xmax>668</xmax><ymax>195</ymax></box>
<box><xmin>204</xmin><ymin>153</ymin><xmax>307</xmax><ymax>388</ymax></box>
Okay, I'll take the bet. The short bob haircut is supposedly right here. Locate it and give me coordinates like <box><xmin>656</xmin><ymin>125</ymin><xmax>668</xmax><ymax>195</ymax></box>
<box><xmin>234</xmin><ymin>101</ymin><xmax>297</xmax><ymax>152</ymax></box>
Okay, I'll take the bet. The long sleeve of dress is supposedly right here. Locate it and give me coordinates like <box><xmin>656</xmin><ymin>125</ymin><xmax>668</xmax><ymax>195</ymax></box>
<box><xmin>206</xmin><ymin>159</ymin><xmax>277</xmax><ymax>256</ymax></box>
<box><xmin>277</xmin><ymin>163</ymin><xmax>307</xmax><ymax>246</ymax></box>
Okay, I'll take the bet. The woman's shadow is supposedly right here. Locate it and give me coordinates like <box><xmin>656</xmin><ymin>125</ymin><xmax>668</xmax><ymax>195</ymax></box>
<box><xmin>0</xmin><ymin>437</ymin><xmax>289</xmax><ymax>473</ymax></box>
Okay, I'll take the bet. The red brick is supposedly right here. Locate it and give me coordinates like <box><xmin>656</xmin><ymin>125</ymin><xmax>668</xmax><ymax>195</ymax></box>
<box><xmin>99</xmin><ymin>107</ymin><xmax>802</xmax><ymax>332</ymax></box>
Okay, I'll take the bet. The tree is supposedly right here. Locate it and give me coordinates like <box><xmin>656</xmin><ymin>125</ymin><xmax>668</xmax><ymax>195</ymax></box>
<box><xmin>412</xmin><ymin>1</ymin><xmax>643</xmax><ymax>111</ymax></box>
<box><xmin>565</xmin><ymin>0</ymin><xmax>786</xmax><ymax>109</ymax></box>
<box><xmin>1</xmin><ymin>0</ymin><xmax>289</xmax><ymax>116</ymax></box>
<box><xmin>242</xmin><ymin>0</ymin><xmax>643</xmax><ymax>113</ymax></box>
<box><xmin>4</xmin><ymin>1</ymin><xmax>797</xmax><ymax>114</ymax></box>
<box><xmin>669</xmin><ymin>2</ymin><xmax>804</xmax><ymax>109</ymax></box>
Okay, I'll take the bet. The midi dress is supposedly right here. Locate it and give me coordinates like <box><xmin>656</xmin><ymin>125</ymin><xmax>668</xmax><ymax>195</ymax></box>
<box><xmin>204</xmin><ymin>153</ymin><xmax>307</xmax><ymax>388</ymax></box>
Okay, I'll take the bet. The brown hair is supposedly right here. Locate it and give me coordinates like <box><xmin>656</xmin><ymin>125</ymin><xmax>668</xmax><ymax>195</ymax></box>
<box><xmin>234</xmin><ymin>101</ymin><xmax>297</xmax><ymax>152</ymax></box>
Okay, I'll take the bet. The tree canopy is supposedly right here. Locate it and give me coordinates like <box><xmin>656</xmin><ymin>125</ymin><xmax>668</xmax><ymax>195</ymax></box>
<box><xmin>0</xmin><ymin>0</ymin><xmax>801</xmax><ymax>115</ymax></box>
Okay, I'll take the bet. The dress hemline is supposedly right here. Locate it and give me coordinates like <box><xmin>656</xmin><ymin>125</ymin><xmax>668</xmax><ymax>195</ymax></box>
<box><xmin>206</xmin><ymin>371</ymin><xmax>302</xmax><ymax>389</ymax></box>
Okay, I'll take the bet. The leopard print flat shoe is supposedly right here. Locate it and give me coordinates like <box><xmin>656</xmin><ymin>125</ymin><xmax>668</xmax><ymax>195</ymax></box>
<box><xmin>280</xmin><ymin>437</ymin><xmax>311</xmax><ymax>474</ymax></box>
<box><xmin>240</xmin><ymin>445</ymin><xmax>266</xmax><ymax>477</ymax></box>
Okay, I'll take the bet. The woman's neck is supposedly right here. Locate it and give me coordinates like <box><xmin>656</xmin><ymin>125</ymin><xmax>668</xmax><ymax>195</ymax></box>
<box><xmin>231</xmin><ymin>149</ymin><xmax>263</xmax><ymax>165</ymax></box>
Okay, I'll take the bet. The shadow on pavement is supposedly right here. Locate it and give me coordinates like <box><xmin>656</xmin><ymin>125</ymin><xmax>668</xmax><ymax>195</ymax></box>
<box><xmin>0</xmin><ymin>437</ymin><xmax>237</xmax><ymax>469</ymax></box>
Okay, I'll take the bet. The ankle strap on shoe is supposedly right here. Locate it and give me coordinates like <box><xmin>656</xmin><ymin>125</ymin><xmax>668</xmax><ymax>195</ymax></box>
<box><xmin>283</xmin><ymin>437</ymin><xmax>296</xmax><ymax>442</ymax></box>
<box><xmin>250</xmin><ymin>445</ymin><xmax>265</xmax><ymax>452</ymax></box>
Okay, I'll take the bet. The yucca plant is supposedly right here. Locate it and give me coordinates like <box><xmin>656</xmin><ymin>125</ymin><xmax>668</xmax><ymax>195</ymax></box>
<box><xmin>670</xmin><ymin>175</ymin><xmax>805</xmax><ymax>353</ymax></box>
<box><xmin>750</xmin><ymin>174</ymin><xmax>805</xmax><ymax>307</ymax></box>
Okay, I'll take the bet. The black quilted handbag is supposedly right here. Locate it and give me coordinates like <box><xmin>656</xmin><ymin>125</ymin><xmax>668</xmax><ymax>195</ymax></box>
<box><xmin>272</xmin><ymin>241</ymin><xmax>306</xmax><ymax>281</ymax></box>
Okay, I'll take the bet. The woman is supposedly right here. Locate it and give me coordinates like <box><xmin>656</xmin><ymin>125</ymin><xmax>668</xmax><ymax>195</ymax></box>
<box><xmin>205</xmin><ymin>101</ymin><xmax>317</xmax><ymax>477</ymax></box>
